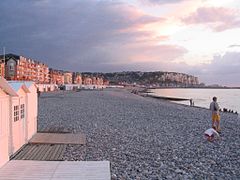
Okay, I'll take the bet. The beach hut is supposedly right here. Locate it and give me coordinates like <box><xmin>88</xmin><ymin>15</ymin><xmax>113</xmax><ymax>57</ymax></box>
<box><xmin>8</xmin><ymin>81</ymin><xmax>30</xmax><ymax>154</ymax></box>
<box><xmin>0</xmin><ymin>78</ymin><xmax>18</xmax><ymax>167</ymax></box>
<box><xmin>24</xmin><ymin>82</ymin><xmax>38</xmax><ymax>140</ymax></box>
<box><xmin>0</xmin><ymin>79</ymin><xmax>38</xmax><ymax>168</ymax></box>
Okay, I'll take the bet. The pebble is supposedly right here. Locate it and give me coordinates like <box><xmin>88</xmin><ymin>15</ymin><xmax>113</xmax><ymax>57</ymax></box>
<box><xmin>38</xmin><ymin>89</ymin><xmax>240</xmax><ymax>179</ymax></box>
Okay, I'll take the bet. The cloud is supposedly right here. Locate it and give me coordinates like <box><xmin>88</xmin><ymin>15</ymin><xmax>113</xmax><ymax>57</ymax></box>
<box><xmin>228</xmin><ymin>44</ymin><xmax>240</xmax><ymax>48</ymax></box>
<box><xmin>182</xmin><ymin>7</ymin><xmax>240</xmax><ymax>32</ymax></box>
<box><xmin>193</xmin><ymin>51</ymin><xmax>240</xmax><ymax>86</ymax></box>
<box><xmin>0</xmin><ymin>0</ymin><xmax>187</xmax><ymax>72</ymax></box>
<box><xmin>139</xmin><ymin>0</ymin><xmax>187</xmax><ymax>5</ymax></box>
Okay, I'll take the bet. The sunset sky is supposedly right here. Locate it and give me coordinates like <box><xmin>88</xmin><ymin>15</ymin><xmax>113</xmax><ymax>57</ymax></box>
<box><xmin>0</xmin><ymin>0</ymin><xmax>240</xmax><ymax>86</ymax></box>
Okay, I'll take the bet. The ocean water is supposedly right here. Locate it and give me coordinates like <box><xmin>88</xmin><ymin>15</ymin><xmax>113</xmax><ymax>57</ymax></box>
<box><xmin>149</xmin><ymin>88</ymin><xmax>240</xmax><ymax>113</ymax></box>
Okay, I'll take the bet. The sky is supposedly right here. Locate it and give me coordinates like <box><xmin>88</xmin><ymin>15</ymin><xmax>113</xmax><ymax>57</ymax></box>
<box><xmin>0</xmin><ymin>0</ymin><xmax>240</xmax><ymax>86</ymax></box>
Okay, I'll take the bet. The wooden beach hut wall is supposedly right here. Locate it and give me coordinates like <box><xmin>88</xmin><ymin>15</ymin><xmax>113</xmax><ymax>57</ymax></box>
<box><xmin>0</xmin><ymin>78</ymin><xmax>18</xmax><ymax>168</ymax></box>
<box><xmin>24</xmin><ymin>82</ymin><xmax>38</xmax><ymax>140</ymax></box>
<box><xmin>8</xmin><ymin>81</ymin><xmax>30</xmax><ymax>155</ymax></box>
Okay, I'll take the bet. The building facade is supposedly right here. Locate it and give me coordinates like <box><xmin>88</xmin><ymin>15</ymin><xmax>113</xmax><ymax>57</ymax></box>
<box><xmin>63</xmin><ymin>72</ymin><xmax>73</xmax><ymax>84</ymax></box>
<box><xmin>3</xmin><ymin>54</ymin><xmax>49</xmax><ymax>83</ymax></box>
<box><xmin>83</xmin><ymin>77</ymin><xmax>92</xmax><ymax>85</ymax></box>
<box><xmin>0</xmin><ymin>62</ymin><xmax>4</xmax><ymax>77</ymax></box>
<box><xmin>49</xmin><ymin>69</ymin><xmax>64</xmax><ymax>85</ymax></box>
<box><xmin>72</xmin><ymin>72</ymin><xmax>82</xmax><ymax>84</ymax></box>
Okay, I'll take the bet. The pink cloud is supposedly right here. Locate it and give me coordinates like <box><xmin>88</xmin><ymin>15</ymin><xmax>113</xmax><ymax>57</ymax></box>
<box><xmin>127</xmin><ymin>44</ymin><xmax>188</xmax><ymax>63</ymax></box>
<box><xmin>110</xmin><ymin>3</ymin><xmax>166</xmax><ymax>33</ymax></box>
<box><xmin>182</xmin><ymin>7</ymin><xmax>240</xmax><ymax>32</ymax></box>
<box><xmin>140</xmin><ymin>0</ymin><xmax>187</xmax><ymax>5</ymax></box>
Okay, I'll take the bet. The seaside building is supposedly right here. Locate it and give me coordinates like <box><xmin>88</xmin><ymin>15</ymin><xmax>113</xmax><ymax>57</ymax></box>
<box><xmin>92</xmin><ymin>77</ymin><xmax>97</xmax><ymax>85</ymax></box>
<box><xmin>0</xmin><ymin>62</ymin><xmax>4</xmax><ymax>77</ymax></box>
<box><xmin>72</xmin><ymin>72</ymin><xmax>82</xmax><ymax>84</ymax></box>
<box><xmin>103</xmin><ymin>80</ymin><xmax>110</xmax><ymax>86</ymax></box>
<box><xmin>1</xmin><ymin>54</ymin><xmax>49</xmax><ymax>83</ymax></box>
<box><xmin>49</xmin><ymin>68</ymin><xmax>64</xmax><ymax>85</ymax></box>
<box><xmin>83</xmin><ymin>77</ymin><xmax>92</xmax><ymax>85</ymax></box>
<box><xmin>0</xmin><ymin>78</ymin><xmax>38</xmax><ymax>168</ymax></box>
<box><xmin>1</xmin><ymin>53</ymin><xmax>109</xmax><ymax>89</ymax></box>
<box><xmin>96</xmin><ymin>77</ymin><xmax>104</xmax><ymax>85</ymax></box>
<box><xmin>63</xmin><ymin>72</ymin><xmax>73</xmax><ymax>84</ymax></box>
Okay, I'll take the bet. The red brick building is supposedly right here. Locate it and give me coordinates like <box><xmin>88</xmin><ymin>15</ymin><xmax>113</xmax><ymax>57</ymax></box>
<box><xmin>2</xmin><ymin>54</ymin><xmax>49</xmax><ymax>83</ymax></box>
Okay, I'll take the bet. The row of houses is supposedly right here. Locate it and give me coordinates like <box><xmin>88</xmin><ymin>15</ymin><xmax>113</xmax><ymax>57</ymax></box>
<box><xmin>0</xmin><ymin>77</ymin><xmax>38</xmax><ymax>168</ymax></box>
<box><xmin>0</xmin><ymin>54</ymin><xmax>109</xmax><ymax>86</ymax></box>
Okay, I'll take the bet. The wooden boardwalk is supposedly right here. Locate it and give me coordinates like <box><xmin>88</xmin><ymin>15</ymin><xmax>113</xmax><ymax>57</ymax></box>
<box><xmin>12</xmin><ymin>144</ymin><xmax>67</xmax><ymax>161</ymax></box>
<box><xmin>0</xmin><ymin>160</ymin><xmax>111</xmax><ymax>180</ymax></box>
<box><xmin>29</xmin><ymin>133</ymin><xmax>86</xmax><ymax>145</ymax></box>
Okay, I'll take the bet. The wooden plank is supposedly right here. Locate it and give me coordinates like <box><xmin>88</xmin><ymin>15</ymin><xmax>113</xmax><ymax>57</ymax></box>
<box><xmin>49</xmin><ymin>145</ymin><xmax>61</xmax><ymax>160</ymax></box>
<box><xmin>13</xmin><ymin>145</ymin><xmax>31</xmax><ymax>160</ymax></box>
<box><xmin>29</xmin><ymin>133</ymin><xmax>86</xmax><ymax>145</ymax></box>
<box><xmin>11</xmin><ymin>144</ymin><xmax>66</xmax><ymax>161</ymax></box>
<box><xmin>34</xmin><ymin>144</ymin><xmax>48</xmax><ymax>160</ymax></box>
<box><xmin>22</xmin><ymin>145</ymin><xmax>38</xmax><ymax>160</ymax></box>
<box><xmin>29</xmin><ymin>145</ymin><xmax>43</xmax><ymax>160</ymax></box>
<box><xmin>59</xmin><ymin>145</ymin><xmax>67</xmax><ymax>160</ymax></box>
<box><xmin>0</xmin><ymin>160</ymin><xmax>111</xmax><ymax>180</ymax></box>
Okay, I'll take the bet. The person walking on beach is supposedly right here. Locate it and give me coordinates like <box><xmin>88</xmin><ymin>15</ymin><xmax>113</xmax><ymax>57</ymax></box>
<box><xmin>210</xmin><ymin>96</ymin><xmax>221</xmax><ymax>132</ymax></box>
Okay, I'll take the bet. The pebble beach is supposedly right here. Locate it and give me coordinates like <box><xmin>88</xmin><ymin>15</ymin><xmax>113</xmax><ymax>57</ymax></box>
<box><xmin>38</xmin><ymin>88</ymin><xmax>240</xmax><ymax>179</ymax></box>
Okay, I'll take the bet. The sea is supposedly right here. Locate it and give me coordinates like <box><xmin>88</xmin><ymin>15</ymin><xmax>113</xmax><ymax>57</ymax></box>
<box><xmin>149</xmin><ymin>88</ymin><xmax>240</xmax><ymax>114</ymax></box>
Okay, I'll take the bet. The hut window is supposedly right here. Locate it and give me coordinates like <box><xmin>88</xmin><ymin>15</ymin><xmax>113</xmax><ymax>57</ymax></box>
<box><xmin>14</xmin><ymin>105</ymin><xmax>19</xmax><ymax>122</ymax></box>
<box><xmin>20</xmin><ymin>104</ymin><xmax>25</xmax><ymax>119</ymax></box>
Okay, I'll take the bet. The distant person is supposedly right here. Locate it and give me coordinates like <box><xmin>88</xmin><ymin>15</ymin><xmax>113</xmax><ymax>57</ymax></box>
<box><xmin>210</xmin><ymin>96</ymin><xmax>221</xmax><ymax>132</ymax></box>
<box><xmin>190</xmin><ymin>99</ymin><xmax>193</xmax><ymax>106</ymax></box>
<box><xmin>190</xmin><ymin>98</ymin><xmax>194</xmax><ymax>106</ymax></box>
<box><xmin>204</xmin><ymin>127</ymin><xmax>220</xmax><ymax>142</ymax></box>
<box><xmin>37</xmin><ymin>89</ymin><xmax>41</xmax><ymax>97</ymax></box>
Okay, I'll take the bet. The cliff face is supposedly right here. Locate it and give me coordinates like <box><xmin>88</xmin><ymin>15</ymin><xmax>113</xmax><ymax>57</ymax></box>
<box><xmin>82</xmin><ymin>71</ymin><xmax>199</xmax><ymax>87</ymax></box>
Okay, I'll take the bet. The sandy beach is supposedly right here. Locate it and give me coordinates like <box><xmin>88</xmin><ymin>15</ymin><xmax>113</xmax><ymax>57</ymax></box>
<box><xmin>38</xmin><ymin>88</ymin><xmax>240</xmax><ymax>179</ymax></box>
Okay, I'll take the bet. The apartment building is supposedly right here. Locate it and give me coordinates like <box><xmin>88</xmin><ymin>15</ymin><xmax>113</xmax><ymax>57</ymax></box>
<box><xmin>2</xmin><ymin>54</ymin><xmax>49</xmax><ymax>83</ymax></box>
<box><xmin>0</xmin><ymin>62</ymin><xmax>4</xmax><ymax>77</ymax></box>
<box><xmin>103</xmin><ymin>80</ymin><xmax>110</xmax><ymax>85</ymax></box>
<box><xmin>83</xmin><ymin>77</ymin><xmax>92</xmax><ymax>85</ymax></box>
<box><xmin>72</xmin><ymin>72</ymin><xmax>82</xmax><ymax>84</ymax></box>
<box><xmin>49</xmin><ymin>68</ymin><xmax>64</xmax><ymax>85</ymax></box>
<box><xmin>96</xmin><ymin>77</ymin><xmax>104</xmax><ymax>85</ymax></box>
<box><xmin>63</xmin><ymin>72</ymin><xmax>73</xmax><ymax>84</ymax></box>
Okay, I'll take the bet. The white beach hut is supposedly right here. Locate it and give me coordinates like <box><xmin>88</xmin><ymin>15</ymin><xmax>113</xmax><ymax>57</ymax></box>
<box><xmin>0</xmin><ymin>79</ymin><xmax>38</xmax><ymax>168</ymax></box>
<box><xmin>24</xmin><ymin>82</ymin><xmax>38</xmax><ymax>140</ymax></box>
<box><xmin>8</xmin><ymin>81</ymin><xmax>30</xmax><ymax>154</ymax></box>
<box><xmin>0</xmin><ymin>78</ymin><xmax>18</xmax><ymax>167</ymax></box>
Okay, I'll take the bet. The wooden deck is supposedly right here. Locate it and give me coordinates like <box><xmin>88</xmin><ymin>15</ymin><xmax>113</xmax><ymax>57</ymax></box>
<box><xmin>11</xmin><ymin>144</ymin><xmax>67</xmax><ymax>161</ymax></box>
<box><xmin>0</xmin><ymin>160</ymin><xmax>111</xmax><ymax>180</ymax></box>
<box><xmin>29</xmin><ymin>133</ymin><xmax>86</xmax><ymax>145</ymax></box>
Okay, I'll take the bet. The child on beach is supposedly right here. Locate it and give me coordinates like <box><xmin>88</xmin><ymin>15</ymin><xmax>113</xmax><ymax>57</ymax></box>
<box><xmin>204</xmin><ymin>127</ymin><xmax>220</xmax><ymax>142</ymax></box>
<box><xmin>210</xmin><ymin>96</ymin><xmax>221</xmax><ymax>132</ymax></box>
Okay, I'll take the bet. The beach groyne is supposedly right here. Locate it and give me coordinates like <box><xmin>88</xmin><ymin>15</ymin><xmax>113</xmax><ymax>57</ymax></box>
<box><xmin>38</xmin><ymin>89</ymin><xmax>240</xmax><ymax>179</ymax></box>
